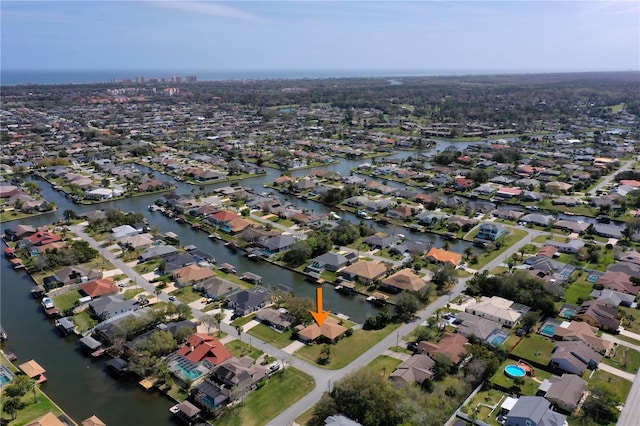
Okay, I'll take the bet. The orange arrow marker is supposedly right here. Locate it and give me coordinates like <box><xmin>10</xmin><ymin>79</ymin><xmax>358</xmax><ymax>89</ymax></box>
<box><xmin>310</xmin><ymin>287</ymin><xmax>330</xmax><ymax>326</ymax></box>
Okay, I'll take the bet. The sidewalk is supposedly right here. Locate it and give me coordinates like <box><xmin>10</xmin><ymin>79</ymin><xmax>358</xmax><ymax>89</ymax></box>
<box><xmin>598</xmin><ymin>363</ymin><xmax>636</xmax><ymax>382</ymax></box>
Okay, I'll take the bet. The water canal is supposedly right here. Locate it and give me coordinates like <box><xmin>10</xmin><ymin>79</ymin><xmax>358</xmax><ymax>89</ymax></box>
<box><xmin>0</xmin><ymin>141</ymin><xmax>479</xmax><ymax>423</ymax></box>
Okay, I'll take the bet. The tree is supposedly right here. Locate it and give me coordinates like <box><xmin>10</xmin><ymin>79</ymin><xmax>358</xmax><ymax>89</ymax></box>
<box><xmin>310</xmin><ymin>369</ymin><xmax>402</xmax><ymax>426</ymax></box>
<box><xmin>175</xmin><ymin>303</ymin><xmax>191</xmax><ymax>320</ymax></box>
<box><xmin>582</xmin><ymin>387</ymin><xmax>618</xmax><ymax>424</ymax></box>
<box><xmin>432</xmin><ymin>353</ymin><xmax>454</xmax><ymax>381</ymax></box>
<box><xmin>63</xmin><ymin>209</ymin><xmax>78</xmax><ymax>223</ymax></box>
<box><xmin>285</xmin><ymin>296</ymin><xmax>315</xmax><ymax>324</ymax></box>
<box><xmin>521</xmin><ymin>311</ymin><xmax>540</xmax><ymax>333</ymax></box>
<box><xmin>3</xmin><ymin>397</ymin><xmax>24</xmax><ymax>420</ymax></box>
<box><xmin>622</xmin><ymin>217</ymin><xmax>640</xmax><ymax>240</ymax></box>
<box><xmin>432</xmin><ymin>265</ymin><xmax>456</xmax><ymax>293</ymax></box>
<box><xmin>318</xmin><ymin>344</ymin><xmax>333</xmax><ymax>365</ymax></box>
<box><xmin>213</xmin><ymin>311</ymin><xmax>225</xmax><ymax>337</ymax></box>
<box><xmin>394</xmin><ymin>291</ymin><xmax>421</xmax><ymax>322</ymax></box>
<box><xmin>282</xmin><ymin>240</ymin><xmax>312</xmax><ymax>267</ymax></box>
<box><xmin>201</xmin><ymin>314</ymin><xmax>217</xmax><ymax>334</ymax></box>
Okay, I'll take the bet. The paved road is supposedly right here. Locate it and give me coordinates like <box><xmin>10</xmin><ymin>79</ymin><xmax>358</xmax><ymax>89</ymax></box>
<box><xmin>587</xmin><ymin>158</ymin><xmax>636</xmax><ymax>196</ymax></box>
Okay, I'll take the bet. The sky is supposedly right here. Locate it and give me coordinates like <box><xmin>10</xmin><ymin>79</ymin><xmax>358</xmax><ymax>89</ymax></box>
<box><xmin>1</xmin><ymin>0</ymin><xmax>639</xmax><ymax>73</ymax></box>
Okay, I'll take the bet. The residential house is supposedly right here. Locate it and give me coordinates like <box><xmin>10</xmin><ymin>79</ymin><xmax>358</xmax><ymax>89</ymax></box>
<box><xmin>574</xmin><ymin>300</ymin><xmax>621</xmax><ymax>332</ymax></box>
<box><xmin>539</xmin><ymin>374</ymin><xmax>587</xmax><ymax>413</ymax></box>
<box><xmin>25</xmin><ymin>412</ymin><xmax>66</xmax><ymax>426</ymax></box>
<box><xmin>595</xmin><ymin>271</ymin><xmax>639</xmax><ymax>296</ymax></box>
<box><xmin>255</xmin><ymin>308</ymin><xmax>295</xmax><ymax>331</ymax></box>
<box><xmin>297</xmin><ymin>317</ymin><xmax>348</xmax><ymax>344</ymax></box>
<box><xmin>476</xmin><ymin>223</ymin><xmax>508</xmax><ymax>242</ymax></box>
<box><xmin>339</xmin><ymin>261</ymin><xmax>387</xmax><ymax>284</ymax></box>
<box><xmin>196</xmin><ymin>277</ymin><xmax>239</xmax><ymax>301</ymax></box>
<box><xmin>211</xmin><ymin>356</ymin><xmax>268</xmax><ymax>396</ymax></box>
<box><xmin>590</xmin><ymin>223</ymin><xmax>623</xmax><ymax>239</ymax></box>
<box><xmin>505</xmin><ymin>396</ymin><xmax>567</xmax><ymax>426</ymax></box>
<box><xmin>553</xmin><ymin>220</ymin><xmax>590</xmax><ymax>235</ymax></box>
<box><xmin>550</xmin><ymin>341</ymin><xmax>601</xmax><ymax>375</ymax></box>
<box><xmin>80</xmin><ymin>277</ymin><xmax>118</xmax><ymax>298</ymax></box>
<box><xmin>306</xmin><ymin>252</ymin><xmax>350</xmax><ymax>274</ymax></box>
<box><xmin>520</xmin><ymin>214</ymin><xmax>554</xmax><ymax>227</ymax></box>
<box><xmin>111</xmin><ymin>224</ymin><xmax>141</xmax><ymax>239</ymax></box>
<box><xmin>177</xmin><ymin>334</ymin><xmax>233</xmax><ymax>365</ymax></box>
<box><xmin>417</xmin><ymin>332</ymin><xmax>468</xmax><ymax>364</ymax></box>
<box><xmin>54</xmin><ymin>266</ymin><xmax>102</xmax><ymax>286</ymax></box>
<box><xmin>607</xmin><ymin>262</ymin><xmax>640</xmax><ymax>279</ymax></box>
<box><xmin>426</xmin><ymin>247</ymin><xmax>462</xmax><ymax>267</ymax></box>
<box><xmin>465</xmin><ymin>296</ymin><xmax>525</xmax><ymax>328</ymax></box>
<box><xmin>4</xmin><ymin>223</ymin><xmax>36</xmax><ymax>241</ymax></box>
<box><xmin>615</xmin><ymin>250</ymin><xmax>640</xmax><ymax>265</ymax></box>
<box><xmin>258</xmin><ymin>234</ymin><xmax>296</xmax><ymax>255</ymax></box>
<box><xmin>226</xmin><ymin>289</ymin><xmax>268</xmax><ymax>316</ymax></box>
<box><xmin>138</xmin><ymin>245</ymin><xmax>179</xmax><ymax>262</ymax></box>
<box><xmin>89</xmin><ymin>296</ymin><xmax>137</xmax><ymax>320</ymax></box>
<box><xmin>495</xmin><ymin>187</ymin><xmax>523</xmax><ymax>199</ymax></box>
<box><xmin>380</xmin><ymin>269</ymin><xmax>428</xmax><ymax>293</ymax></box>
<box><xmin>364</xmin><ymin>234</ymin><xmax>400</xmax><ymax>250</ymax></box>
<box><xmin>172</xmin><ymin>264</ymin><xmax>216</xmax><ymax>287</ymax></box>
<box><xmin>553</xmin><ymin>321</ymin><xmax>614</xmax><ymax>356</ymax></box>
<box><xmin>590</xmin><ymin>289</ymin><xmax>636</xmax><ymax>308</ymax></box>
<box><xmin>454</xmin><ymin>312</ymin><xmax>503</xmax><ymax>341</ymax></box>
<box><xmin>390</xmin><ymin>354</ymin><xmax>435</xmax><ymax>386</ymax></box>
<box><xmin>543</xmin><ymin>239</ymin><xmax>584</xmax><ymax>254</ymax></box>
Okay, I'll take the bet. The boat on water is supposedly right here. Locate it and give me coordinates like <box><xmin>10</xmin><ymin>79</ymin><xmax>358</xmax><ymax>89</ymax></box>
<box><xmin>329</xmin><ymin>212</ymin><xmax>341</xmax><ymax>220</ymax></box>
<box><xmin>357</xmin><ymin>210</ymin><xmax>373</xmax><ymax>220</ymax></box>
<box><xmin>0</xmin><ymin>325</ymin><xmax>7</xmax><ymax>341</ymax></box>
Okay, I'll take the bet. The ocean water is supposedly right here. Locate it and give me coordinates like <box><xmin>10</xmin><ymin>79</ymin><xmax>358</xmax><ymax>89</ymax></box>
<box><xmin>0</xmin><ymin>68</ymin><xmax>490</xmax><ymax>86</ymax></box>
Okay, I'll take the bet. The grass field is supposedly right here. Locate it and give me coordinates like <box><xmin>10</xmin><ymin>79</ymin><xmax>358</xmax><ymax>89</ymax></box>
<box><xmin>601</xmin><ymin>346</ymin><xmax>640</xmax><ymax>375</ymax></box>
<box><xmin>490</xmin><ymin>359</ymin><xmax>552</xmax><ymax>396</ymax></box>
<box><xmin>225</xmin><ymin>339</ymin><xmax>263</xmax><ymax>361</ymax></box>
<box><xmin>52</xmin><ymin>289</ymin><xmax>82</xmax><ymax>312</ymax></box>
<box><xmin>73</xmin><ymin>310</ymin><xmax>98</xmax><ymax>332</ymax></box>
<box><xmin>168</xmin><ymin>286</ymin><xmax>201</xmax><ymax>304</ymax></box>
<box><xmin>510</xmin><ymin>334</ymin><xmax>555</xmax><ymax>365</ymax></box>
<box><xmin>588</xmin><ymin>370</ymin><xmax>632</xmax><ymax>403</ymax></box>
<box><xmin>366</xmin><ymin>355</ymin><xmax>402</xmax><ymax>378</ymax></box>
<box><xmin>563</xmin><ymin>278</ymin><xmax>593</xmax><ymax>305</ymax></box>
<box><xmin>472</xmin><ymin>228</ymin><xmax>528</xmax><ymax>270</ymax></box>
<box><xmin>295</xmin><ymin>323</ymin><xmax>400</xmax><ymax>369</ymax></box>
<box><xmin>214</xmin><ymin>368</ymin><xmax>315</xmax><ymax>426</ymax></box>
<box><xmin>247</xmin><ymin>324</ymin><xmax>295</xmax><ymax>349</ymax></box>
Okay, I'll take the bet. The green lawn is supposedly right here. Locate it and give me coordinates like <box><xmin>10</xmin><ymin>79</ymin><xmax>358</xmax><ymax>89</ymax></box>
<box><xmin>73</xmin><ymin>310</ymin><xmax>98</xmax><ymax>332</ymax></box>
<box><xmin>510</xmin><ymin>334</ymin><xmax>555</xmax><ymax>365</ymax></box>
<box><xmin>462</xmin><ymin>388</ymin><xmax>508</xmax><ymax>426</ymax></box>
<box><xmin>231</xmin><ymin>313</ymin><xmax>257</xmax><ymax>328</ymax></box>
<box><xmin>123</xmin><ymin>288</ymin><xmax>145</xmax><ymax>300</ymax></box>
<box><xmin>490</xmin><ymin>359</ymin><xmax>552</xmax><ymax>396</ymax></box>
<box><xmin>587</xmin><ymin>370</ymin><xmax>632</xmax><ymax>403</ymax></box>
<box><xmin>601</xmin><ymin>347</ymin><xmax>640</xmax><ymax>375</ymax></box>
<box><xmin>247</xmin><ymin>324</ymin><xmax>295</xmax><ymax>349</ymax></box>
<box><xmin>472</xmin><ymin>228</ymin><xmax>528</xmax><ymax>270</ymax></box>
<box><xmin>366</xmin><ymin>355</ymin><xmax>402</xmax><ymax>379</ymax></box>
<box><xmin>295</xmin><ymin>323</ymin><xmax>400</xmax><ymax>369</ymax></box>
<box><xmin>168</xmin><ymin>286</ymin><xmax>201</xmax><ymax>304</ymax></box>
<box><xmin>52</xmin><ymin>290</ymin><xmax>82</xmax><ymax>312</ymax></box>
<box><xmin>214</xmin><ymin>368</ymin><xmax>315</xmax><ymax>426</ymax></box>
<box><xmin>563</xmin><ymin>278</ymin><xmax>593</xmax><ymax>305</ymax></box>
<box><xmin>617</xmin><ymin>306</ymin><xmax>640</xmax><ymax>334</ymax></box>
<box><xmin>225</xmin><ymin>339</ymin><xmax>263</xmax><ymax>361</ymax></box>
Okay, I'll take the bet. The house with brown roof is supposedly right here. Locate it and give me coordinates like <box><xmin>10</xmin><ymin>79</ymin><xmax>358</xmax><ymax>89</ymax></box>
<box><xmin>380</xmin><ymin>268</ymin><xmax>428</xmax><ymax>293</ymax></box>
<box><xmin>81</xmin><ymin>277</ymin><xmax>118</xmax><ymax>298</ymax></box>
<box><xmin>297</xmin><ymin>317</ymin><xmax>348</xmax><ymax>344</ymax></box>
<box><xmin>339</xmin><ymin>261</ymin><xmax>387</xmax><ymax>284</ymax></box>
<box><xmin>553</xmin><ymin>321</ymin><xmax>614</xmax><ymax>356</ymax></box>
<box><xmin>595</xmin><ymin>271</ymin><xmax>640</xmax><ymax>296</ymax></box>
<box><xmin>574</xmin><ymin>300</ymin><xmax>620</xmax><ymax>332</ymax></box>
<box><xmin>177</xmin><ymin>333</ymin><xmax>233</xmax><ymax>365</ymax></box>
<box><xmin>25</xmin><ymin>412</ymin><xmax>65</xmax><ymax>426</ymax></box>
<box><xmin>426</xmin><ymin>247</ymin><xmax>462</xmax><ymax>267</ymax></box>
<box><xmin>172</xmin><ymin>264</ymin><xmax>216</xmax><ymax>287</ymax></box>
<box><xmin>390</xmin><ymin>354</ymin><xmax>435</xmax><ymax>386</ymax></box>
<box><xmin>417</xmin><ymin>332</ymin><xmax>468</xmax><ymax>364</ymax></box>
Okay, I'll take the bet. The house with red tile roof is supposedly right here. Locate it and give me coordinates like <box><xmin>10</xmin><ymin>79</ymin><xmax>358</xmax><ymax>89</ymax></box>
<box><xmin>81</xmin><ymin>277</ymin><xmax>118</xmax><ymax>298</ymax></box>
<box><xmin>178</xmin><ymin>334</ymin><xmax>233</xmax><ymax>365</ymax></box>
<box><xmin>25</xmin><ymin>230</ymin><xmax>62</xmax><ymax>247</ymax></box>
<box><xmin>297</xmin><ymin>317</ymin><xmax>348</xmax><ymax>344</ymax></box>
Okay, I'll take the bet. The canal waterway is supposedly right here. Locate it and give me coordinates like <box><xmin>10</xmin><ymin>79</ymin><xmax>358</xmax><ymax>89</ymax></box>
<box><xmin>0</xmin><ymin>141</ymin><xmax>480</xmax><ymax>423</ymax></box>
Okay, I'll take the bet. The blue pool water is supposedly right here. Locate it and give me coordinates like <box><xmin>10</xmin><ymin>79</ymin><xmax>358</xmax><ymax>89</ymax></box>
<box><xmin>489</xmin><ymin>335</ymin><xmax>506</xmax><ymax>346</ymax></box>
<box><xmin>178</xmin><ymin>365</ymin><xmax>202</xmax><ymax>380</ymax></box>
<box><xmin>505</xmin><ymin>365</ymin><xmax>526</xmax><ymax>378</ymax></box>
<box><xmin>540</xmin><ymin>324</ymin><xmax>557</xmax><ymax>336</ymax></box>
<box><xmin>0</xmin><ymin>365</ymin><xmax>15</xmax><ymax>386</ymax></box>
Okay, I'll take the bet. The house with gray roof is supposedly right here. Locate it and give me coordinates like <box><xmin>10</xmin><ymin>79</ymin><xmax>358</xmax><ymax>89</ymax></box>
<box><xmin>539</xmin><ymin>374</ymin><xmax>587</xmax><ymax>413</ymax></box>
<box><xmin>543</xmin><ymin>239</ymin><xmax>584</xmax><ymax>254</ymax></box>
<box><xmin>520</xmin><ymin>213</ymin><xmax>554</xmax><ymax>227</ymax></box>
<box><xmin>454</xmin><ymin>312</ymin><xmax>503</xmax><ymax>340</ymax></box>
<box><xmin>364</xmin><ymin>234</ymin><xmax>400</xmax><ymax>250</ymax></box>
<box><xmin>258</xmin><ymin>234</ymin><xmax>296</xmax><ymax>255</ymax></box>
<box><xmin>196</xmin><ymin>277</ymin><xmax>240</xmax><ymax>300</ymax></box>
<box><xmin>307</xmin><ymin>252</ymin><xmax>350</xmax><ymax>273</ymax></box>
<box><xmin>505</xmin><ymin>396</ymin><xmax>567</xmax><ymax>426</ymax></box>
<box><xmin>591</xmin><ymin>223</ymin><xmax>623</xmax><ymax>239</ymax></box>
<box><xmin>550</xmin><ymin>341</ymin><xmax>601</xmax><ymax>376</ymax></box>
<box><xmin>89</xmin><ymin>296</ymin><xmax>138</xmax><ymax>320</ymax></box>
<box><xmin>590</xmin><ymin>288</ymin><xmax>636</xmax><ymax>308</ymax></box>
<box><xmin>139</xmin><ymin>245</ymin><xmax>179</xmax><ymax>262</ymax></box>
<box><xmin>227</xmin><ymin>289</ymin><xmax>269</xmax><ymax>316</ymax></box>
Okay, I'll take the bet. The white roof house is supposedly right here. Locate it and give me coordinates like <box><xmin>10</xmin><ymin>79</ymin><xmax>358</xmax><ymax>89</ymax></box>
<box><xmin>465</xmin><ymin>296</ymin><xmax>523</xmax><ymax>328</ymax></box>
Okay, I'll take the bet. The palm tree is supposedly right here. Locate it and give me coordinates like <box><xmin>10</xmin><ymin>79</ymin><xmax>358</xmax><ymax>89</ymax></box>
<box><xmin>3</xmin><ymin>397</ymin><xmax>23</xmax><ymax>420</ymax></box>
<box><xmin>213</xmin><ymin>311</ymin><xmax>225</xmax><ymax>337</ymax></box>
<box><xmin>23</xmin><ymin>377</ymin><xmax>37</xmax><ymax>403</ymax></box>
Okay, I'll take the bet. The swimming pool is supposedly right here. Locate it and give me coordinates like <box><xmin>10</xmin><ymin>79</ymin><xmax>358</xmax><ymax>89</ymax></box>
<box><xmin>540</xmin><ymin>323</ymin><xmax>557</xmax><ymax>336</ymax></box>
<box><xmin>505</xmin><ymin>365</ymin><xmax>526</xmax><ymax>378</ymax></box>
<box><xmin>176</xmin><ymin>365</ymin><xmax>202</xmax><ymax>380</ymax></box>
<box><xmin>0</xmin><ymin>365</ymin><xmax>15</xmax><ymax>386</ymax></box>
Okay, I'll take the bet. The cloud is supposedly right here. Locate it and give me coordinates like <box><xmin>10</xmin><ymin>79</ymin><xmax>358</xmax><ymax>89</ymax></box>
<box><xmin>151</xmin><ymin>1</ymin><xmax>262</xmax><ymax>22</ymax></box>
